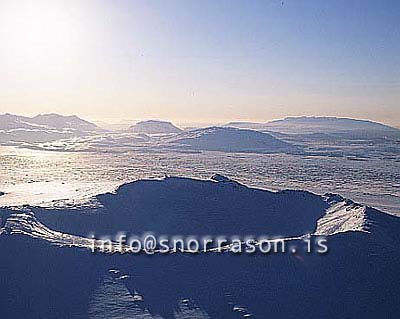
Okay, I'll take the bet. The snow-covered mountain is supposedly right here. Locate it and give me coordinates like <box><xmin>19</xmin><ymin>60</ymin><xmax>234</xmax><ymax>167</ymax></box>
<box><xmin>0</xmin><ymin>113</ymin><xmax>98</xmax><ymax>132</ymax></box>
<box><xmin>264</xmin><ymin>116</ymin><xmax>400</xmax><ymax>135</ymax></box>
<box><xmin>130</xmin><ymin>120</ymin><xmax>182</xmax><ymax>134</ymax></box>
<box><xmin>227</xmin><ymin>116</ymin><xmax>400</xmax><ymax>137</ymax></box>
<box><xmin>225</xmin><ymin>117</ymin><xmax>400</xmax><ymax>158</ymax></box>
<box><xmin>165</xmin><ymin>126</ymin><xmax>296</xmax><ymax>153</ymax></box>
<box><xmin>0</xmin><ymin>175</ymin><xmax>399</xmax><ymax>318</ymax></box>
<box><xmin>0</xmin><ymin>113</ymin><xmax>100</xmax><ymax>144</ymax></box>
<box><xmin>30</xmin><ymin>113</ymin><xmax>98</xmax><ymax>131</ymax></box>
<box><xmin>0</xmin><ymin>113</ymin><xmax>42</xmax><ymax>130</ymax></box>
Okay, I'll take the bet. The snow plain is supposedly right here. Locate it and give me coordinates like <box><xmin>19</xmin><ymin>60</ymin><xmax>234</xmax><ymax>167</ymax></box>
<box><xmin>0</xmin><ymin>145</ymin><xmax>398</xmax><ymax>215</ymax></box>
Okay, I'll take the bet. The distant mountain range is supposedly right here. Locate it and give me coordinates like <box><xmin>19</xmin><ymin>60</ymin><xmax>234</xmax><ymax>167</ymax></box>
<box><xmin>1</xmin><ymin>114</ymin><xmax>398</xmax><ymax>155</ymax></box>
<box><xmin>0</xmin><ymin>113</ymin><xmax>98</xmax><ymax>132</ymax></box>
<box><xmin>0</xmin><ymin>113</ymin><xmax>100</xmax><ymax>144</ymax></box>
<box><xmin>227</xmin><ymin>116</ymin><xmax>400</xmax><ymax>135</ymax></box>
<box><xmin>3</xmin><ymin>114</ymin><xmax>397</xmax><ymax>136</ymax></box>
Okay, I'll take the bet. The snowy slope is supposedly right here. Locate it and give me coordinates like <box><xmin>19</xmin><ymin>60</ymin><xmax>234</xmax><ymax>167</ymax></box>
<box><xmin>0</xmin><ymin>176</ymin><xmax>381</xmax><ymax>248</ymax></box>
<box><xmin>0</xmin><ymin>175</ymin><xmax>399</xmax><ymax>319</ymax></box>
<box><xmin>165</xmin><ymin>126</ymin><xmax>296</xmax><ymax>153</ymax></box>
<box><xmin>20</xmin><ymin>175</ymin><xmax>325</xmax><ymax>238</ymax></box>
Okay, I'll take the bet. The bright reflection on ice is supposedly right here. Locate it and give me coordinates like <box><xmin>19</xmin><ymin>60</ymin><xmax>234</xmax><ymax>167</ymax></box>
<box><xmin>0</xmin><ymin>181</ymin><xmax>119</xmax><ymax>207</ymax></box>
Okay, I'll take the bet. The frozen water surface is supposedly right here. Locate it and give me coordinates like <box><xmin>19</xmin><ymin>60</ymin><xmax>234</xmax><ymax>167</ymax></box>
<box><xmin>0</xmin><ymin>146</ymin><xmax>398</xmax><ymax>215</ymax></box>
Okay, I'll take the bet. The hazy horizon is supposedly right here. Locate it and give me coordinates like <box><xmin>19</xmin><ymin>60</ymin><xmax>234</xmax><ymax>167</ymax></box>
<box><xmin>2</xmin><ymin>111</ymin><xmax>400</xmax><ymax>129</ymax></box>
<box><xmin>0</xmin><ymin>0</ymin><xmax>399</xmax><ymax>127</ymax></box>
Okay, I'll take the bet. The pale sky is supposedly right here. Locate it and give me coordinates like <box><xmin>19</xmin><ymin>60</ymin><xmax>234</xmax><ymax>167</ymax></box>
<box><xmin>0</xmin><ymin>0</ymin><xmax>399</xmax><ymax>127</ymax></box>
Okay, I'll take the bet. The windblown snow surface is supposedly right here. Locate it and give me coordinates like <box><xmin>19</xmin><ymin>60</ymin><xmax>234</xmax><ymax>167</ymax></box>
<box><xmin>0</xmin><ymin>175</ymin><xmax>399</xmax><ymax>319</ymax></box>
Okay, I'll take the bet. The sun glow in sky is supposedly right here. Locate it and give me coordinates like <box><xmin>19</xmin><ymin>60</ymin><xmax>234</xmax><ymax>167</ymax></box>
<box><xmin>0</xmin><ymin>0</ymin><xmax>399</xmax><ymax>126</ymax></box>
